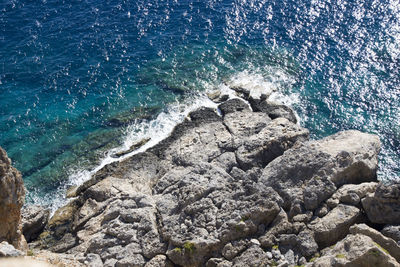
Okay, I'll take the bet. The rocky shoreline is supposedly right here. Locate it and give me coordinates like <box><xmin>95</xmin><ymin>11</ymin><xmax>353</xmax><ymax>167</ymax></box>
<box><xmin>1</xmin><ymin>86</ymin><xmax>400</xmax><ymax>267</ymax></box>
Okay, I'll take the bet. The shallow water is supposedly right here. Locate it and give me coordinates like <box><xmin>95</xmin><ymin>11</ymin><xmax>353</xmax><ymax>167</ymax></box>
<box><xmin>1</xmin><ymin>0</ymin><xmax>399</xmax><ymax>210</ymax></box>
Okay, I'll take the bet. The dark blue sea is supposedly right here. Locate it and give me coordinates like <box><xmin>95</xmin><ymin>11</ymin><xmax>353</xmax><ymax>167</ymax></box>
<box><xmin>1</xmin><ymin>0</ymin><xmax>399</xmax><ymax>210</ymax></box>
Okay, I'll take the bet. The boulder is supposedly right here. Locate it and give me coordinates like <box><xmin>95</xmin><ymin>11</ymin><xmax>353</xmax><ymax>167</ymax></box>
<box><xmin>0</xmin><ymin>147</ymin><xmax>26</xmax><ymax>250</ymax></box>
<box><xmin>218</xmin><ymin>98</ymin><xmax>250</xmax><ymax>115</ymax></box>
<box><xmin>0</xmin><ymin>241</ymin><xmax>24</xmax><ymax>257</ymax></box>
<box><xmin>260</xmin><ymin>130</ymin><xmax>380</xmax><ymax>217</ymax></box>
<box><xmin>22</xmin><ymin>205</ymin><xmax>50</xmax><ymax>242</ymax></box>
<box><xmin>252</xmin><ymin>100</ymin><xmax>297</xmax><ymax>124</ymax></box>
<box><xmin>327</xmin><ymin>182</ymin><xmax>378</xmax><ymax>208</ymax></box>
<box><xmin>307</xmin><ymin>234</ymin><xmax>400</xmax><ymax>267</ymax></box>
<box><xmin>362</xmin><ymin>183</ymin><xmax>400</xmax><ymax>224</ymax></box>
<box><xmin>382</xmin><ymin>225</ymin><xmax>400</xmax><ymax>244</ymax></box>
<box><xmin>350</xmin><ymin>224</ymin><xmax>400</xmax><ymax>262</ymax></box>
<box><xmin>309</xmin><ymin>204</ymin><xmax>363</xmax><ymax>248</ymax></box>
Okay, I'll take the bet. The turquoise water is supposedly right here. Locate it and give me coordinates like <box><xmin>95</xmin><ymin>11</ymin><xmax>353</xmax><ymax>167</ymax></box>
<box><xmin>1</xmin><ymin>0</ymin><xmax>399</xmax><ymax>208</ymax></box>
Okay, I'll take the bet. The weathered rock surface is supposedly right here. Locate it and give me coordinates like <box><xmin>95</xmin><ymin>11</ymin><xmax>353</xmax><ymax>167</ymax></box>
<box><xmin>382</xmin><ymin>225</ymin><xmax>400</xmax><ymax>244</ymax></box>
<box><xmin>7</xmin><ymin>94</ymin><xmax>397</xmax><ymax>267</ymax></box>
<box><xmin>362</xmin><ymin>183</ymin><xmax>400</xmax><ymax>224</ymax></box>
<box><xmin>0</xmin><ymin>241</ymin><xmax>24</xmax><ymax>257</ymax></box>
<box><xmin>0</xmin><ymin>147</ymin><xmax>26</xmax><ymax>250</ymax></box>
<box><xmin>350</xmin><ymin>224</ymin><xmax>400</xmax><ymax>262</ymax></box>
<box><xmin>22</xmin><ymin>206</ymin><xmax>50</xmax><ymax>242</ymax></box>
<box><xmin>309</xmin><ymin>204</ymin><xmax>364</xmax><ymax>248</ymax></box>
<box><xmin>260</xmin><ymin>130</ymin><xmax>380</xmax><ymax>217</ymax></box>
<box><xmin>308</xmin><ymin>234</ymin><xmax>400</xmax><ymax>267</ymax></box>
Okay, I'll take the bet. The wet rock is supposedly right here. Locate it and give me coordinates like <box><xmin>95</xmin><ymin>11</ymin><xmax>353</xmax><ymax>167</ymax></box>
<box><xmin>362</xmin><ymin>183</ymin><xmax>400</xmax><ymax>224</ymax></box>
<box><xmin>21</xmin><ymin>205</ymin><xmax>50</xmax><ymax>242</ymax></box>
<box><xmin>111</xmin><ymin>138</ymin><xmax>151</xmax><ymax>158</ymax></box>
<box><xmin>218</xmin><ymin>98</ymin><xmax>250</xmax><ymax>115</ymax></box>
<box><xmin>260</xmin><ymin>130</ymin><xmax>380</xmax><ymax>217</ymax></box>
<box><xmin>350</xmin><ymin>223</ymin><xmax>400</xmax><ymax>262</ymax></box>
<box><xmin>0</xmin><ymin>241</ymin><xmax>24</xmax><ymax>257</ymax></box>
<box><xmin>308</xmin><ymin>234</ymin><xmax>400</xmax><ymax>267</ymax></box>
<box><xmin>0</xmin><ymin>147</ymin><xmax>26</xmax><ymax>250</ymax></box>
<box><xmin>253</xmin><ymin>100</ymin><xmax>297</xmax><ymax>124</ymax></box>
<box><xmin>309</xmin><ymin>204</ymin><xmax>363</xmax><ymax>248</ymax></box>
<box><xmin>207</xmin><ymin>90</ymin><xmax>230</xmax><ymax>104</ymax></box>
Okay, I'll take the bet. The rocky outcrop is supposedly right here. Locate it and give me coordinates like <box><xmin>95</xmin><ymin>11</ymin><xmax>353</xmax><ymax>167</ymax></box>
<box><xmin>22</xmin><ymin>206</ymin><xmax>50</xmax><ymax>242</ymax></box>
<box><xmin>362</xmin><ymin>183</ymin><xmax>400</xmax><ymax>224</ymax></box>
<box><xmin>4</xmin><ymin>89</ymin><xmax>399</xmax><ymax>266</ymax></box>
<box><xmin>0</xmin><ymin>147</ymin><xmax>26</xmax><ymax>250</ymax></box>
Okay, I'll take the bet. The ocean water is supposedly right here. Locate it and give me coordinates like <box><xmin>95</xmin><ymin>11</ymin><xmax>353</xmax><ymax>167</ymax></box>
<box><xmin>1</xmin><ymin>0</ymin><xmax>399</xmax><ymax>210</ymax></box>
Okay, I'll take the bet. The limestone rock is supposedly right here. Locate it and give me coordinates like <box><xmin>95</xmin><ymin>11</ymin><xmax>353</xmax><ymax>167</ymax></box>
<box><xmin>260</xmin><ymin>130</ymin><xmax>380</xmax><ymax>217</ymax></box>
<box><xmin>308</xmin><ymin>234</ymin><xmax>400</xmax><ymax>267</ymax></box>
<box><xmin>309</xmin><ymin>204</ymin><xmax>363</xmax><ymax>248</ymax></box>
<box><xmin>382</xmin><ymin>225</ymin><xmax>400</xmax><ymax>244</ymax></box>
<box><xmin>327</xmin><ymin>182</ymin><xmax>378</xmax><ymax>208</ymax></box>
<box><xmin>156</xmin><ymin>163</ymin><xmax>282</xmax><ymax>266</ymax></box>
<box><xmin>145</xmin><ymin>255</ymin><xmax>173</xmax><ymax>267</ymax></box>
<box><xmin>22</xmin><ymin>206</ymin><xmax>50</xmax><ymax>242</ymax></box>
<box><xmin>0</xmin><ymin>241</ymin><xmax>24</xmax><ymax>257</ymax></box>
<box><xmin>252</xmin><ymin>100</ymin><xmax>297</xmax><ymax>124</ymax></box>
<box><xmin>362</xmin><ymin>183</ymin><xmax>400</xmax><ymax>224</ymax></box>
<box><xmin>350</xmin><ymin>223</ymin><xmax>400</xmax><ymax>262</ymax></box>
<box><xmin>0</xmin><ymin>147</ymin><xmax>26</xmax><ymax>250</ymax></box>
<box><xmin>218</xmin><ymin>98</ymin><xmax>250</xmax><ymax>115</ymax></box>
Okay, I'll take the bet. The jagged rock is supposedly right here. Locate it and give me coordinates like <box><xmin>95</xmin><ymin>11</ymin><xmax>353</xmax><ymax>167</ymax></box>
<box><xmin>224</xmin><ymin>109</ymin><xmax>309</xmax><ymax>170</ymax></box>
<box><xmin>252</xmin><ymin>100</ymin><xmax>297</xmax><ymax>124</ymax></box>
<box><xmin>218</xmin><ymin>98</ymin><xmax>250</xmax><ymax>115</ymax></box>
<box><xmin>156</xmin><ymin>163</ymin><xmax>282</xmax><ymax>266</ymax></box>
<box><xmin>362</xmin><ymin>183</ymin><xmax>400</xmax><ymax>224</ymax></box>
<box><xmin>145</xmin><ymin>255</ymin><xmax>173</xmax><ymax>267</ymax></box>
<box><xmin>206</xmin><ymin>258</ymin><xmax>233</xmax><ymax>267</ymax></box>
<box><xmin>0</xmin><ymin>241</ymin><xmax>24</xmax><ymax>257</ymax></box>
<box><xmin>307</xmin><ymin>234</ymin><xmax>400</xmax><ymax>267</ymax></box>
<box><xmin>222</xmin><ymin>240</ymin><xmax>249</xmax><ymax>260</ymax></box>
<box><xmin>382</xmin><ymin>225</ymin><xmax>400</xmax><ymax>244</ymax></box>
<box><xmin>0</xmin><ymin>147</ymin><xmax>26</xmax><ymax>250</ymax></box>
<box><xmin>350</xmin><ymin>224</ymin><xmax>400</xmax><ymax>262</ymax></box>
<box><xmin>277</xmin><ymin>230</ymin><xmax>318</xmax><ymax>257</ymax></box>
<box><xmin>231</xmin><ymin>245</ymin><xmax>270</xmax><ymax>267</ymax></box>
<box><xmin>327</xmin><ymin>182</ymin><xmax>377</xmax><ymax>208</ymax></box>
<box><xmin>260</xmin><ymin>130</ymin><xmax>380</xmax><ymax>217</ymax></box>
<box><xmin>309</xmin><ymin>204</ymin><xmax>363</xmax><ymax>248</ymax></box>
<box><xmin>84</xmin><ymin>253</ymin><xmax>103</xmax><ymax>267</ymax></box>
<box><xmin>207</xmin><ymin>90</ymin><xmax>229</xmax><ymax>104</ymax></box>
<box><xmin>21</xmin><ymin>205</ymin><xmax>50</xmax><ymax>242</ymax></box>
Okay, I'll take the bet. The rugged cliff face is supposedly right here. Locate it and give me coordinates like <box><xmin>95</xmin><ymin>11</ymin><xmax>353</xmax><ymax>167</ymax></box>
<box><xmin>0</xmin><ymin>147</ymin><xmax>26</xmax><ymax>250</ymax></box>
<box><xmin>3</xmin><ymin>88</ymin><xmax>400</xmax><ymax>267</ymax></box>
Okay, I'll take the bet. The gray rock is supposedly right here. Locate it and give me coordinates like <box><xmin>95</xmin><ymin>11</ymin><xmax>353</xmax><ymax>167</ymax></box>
<box><xmin>206</xmin><ymin>258</ymin><xmax>233</xmax><ymax>267</ymax></box>
<box><xmin>231</xmin><ymin>245</ymin><xmax>270</xmax><ymax>267</ymax></box>
<box><xmin>115</xmin><ymin>253</ymin><xmax>145</xmax><ymax>267</ymax></box>
<box><xmin>85</xmin><ymin>253</ymin><xmax>103</xmax><ymax>267</ymax></box>
<box><xmin>145</xmin><ymin>255</ymin><xmax>173</xmax><ymax>267</ymax></box>
<box><xmin>382</xmin><ymin>225</ymin><xmax>400</xmax><ymax>244</ymax></box>
<box><xmin>252</xmin><ymin>100</ymin><xmax>297</xmax><ymax>124</ymax></box>
<box><xmin>260</xmin><ymin>130</ymin><xmax>380</xmax><ymax>217</ymax></box>
<box><xmin>327</xmin><ymin>182</ymin><xmax>377</xmax><ymax>208</ymax></box>
<box><xmin>49</xmin><ymin>233</ymin><xmax>77</xmax><ymax>253</ymax></box>
<box><xmin>21</xmin><ymin>205</ymin><xmax>50</xmax><ymax>242</ymax></box>
<box><xmin>207</xmin><ymin>90</ymin><xmax>229</xmax><ymax>104</ymax></box>
<box><xmin>362</xmin><ymin>183</ymin><xmax>400</xmax><ymax>224</ymax></box>
<box><xmin>157</xmin><ymin>163</ymin><xmax>282</xmax><ymax>266</ymax></box>
<box><xmin>0</xmin><ymin>241</ymin><xmax>24</xmax><ymax>257</ymax></box>
<box><xmin>309</xmin><ymin>204</ymin><xmax>363</xmax><ymax>248</ymax></box>
<box><xmin>222</xmin><ymin>240</ymin><xmax>249</xmax><ymax>260</ymax></box>
<box><xmin>350</xmin><ymin>223</ymin><xmax>400</xmax><ymax>262</ymax></box>
<box><xmin>218</xmin><ymin>98</ymin><xmax>250</xmax><ymax>115</ymax></box>
<box><xmin>308</xmin><ymin>234</ymin><xmax>400</xmax><ymax>267</ymax></box>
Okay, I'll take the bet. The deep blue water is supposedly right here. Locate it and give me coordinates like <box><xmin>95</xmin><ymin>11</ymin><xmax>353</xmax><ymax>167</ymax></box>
<box><xmin>1</xmin><ymin>0</ymin><xmax>399</xmax><ymax>208</ymax></box>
